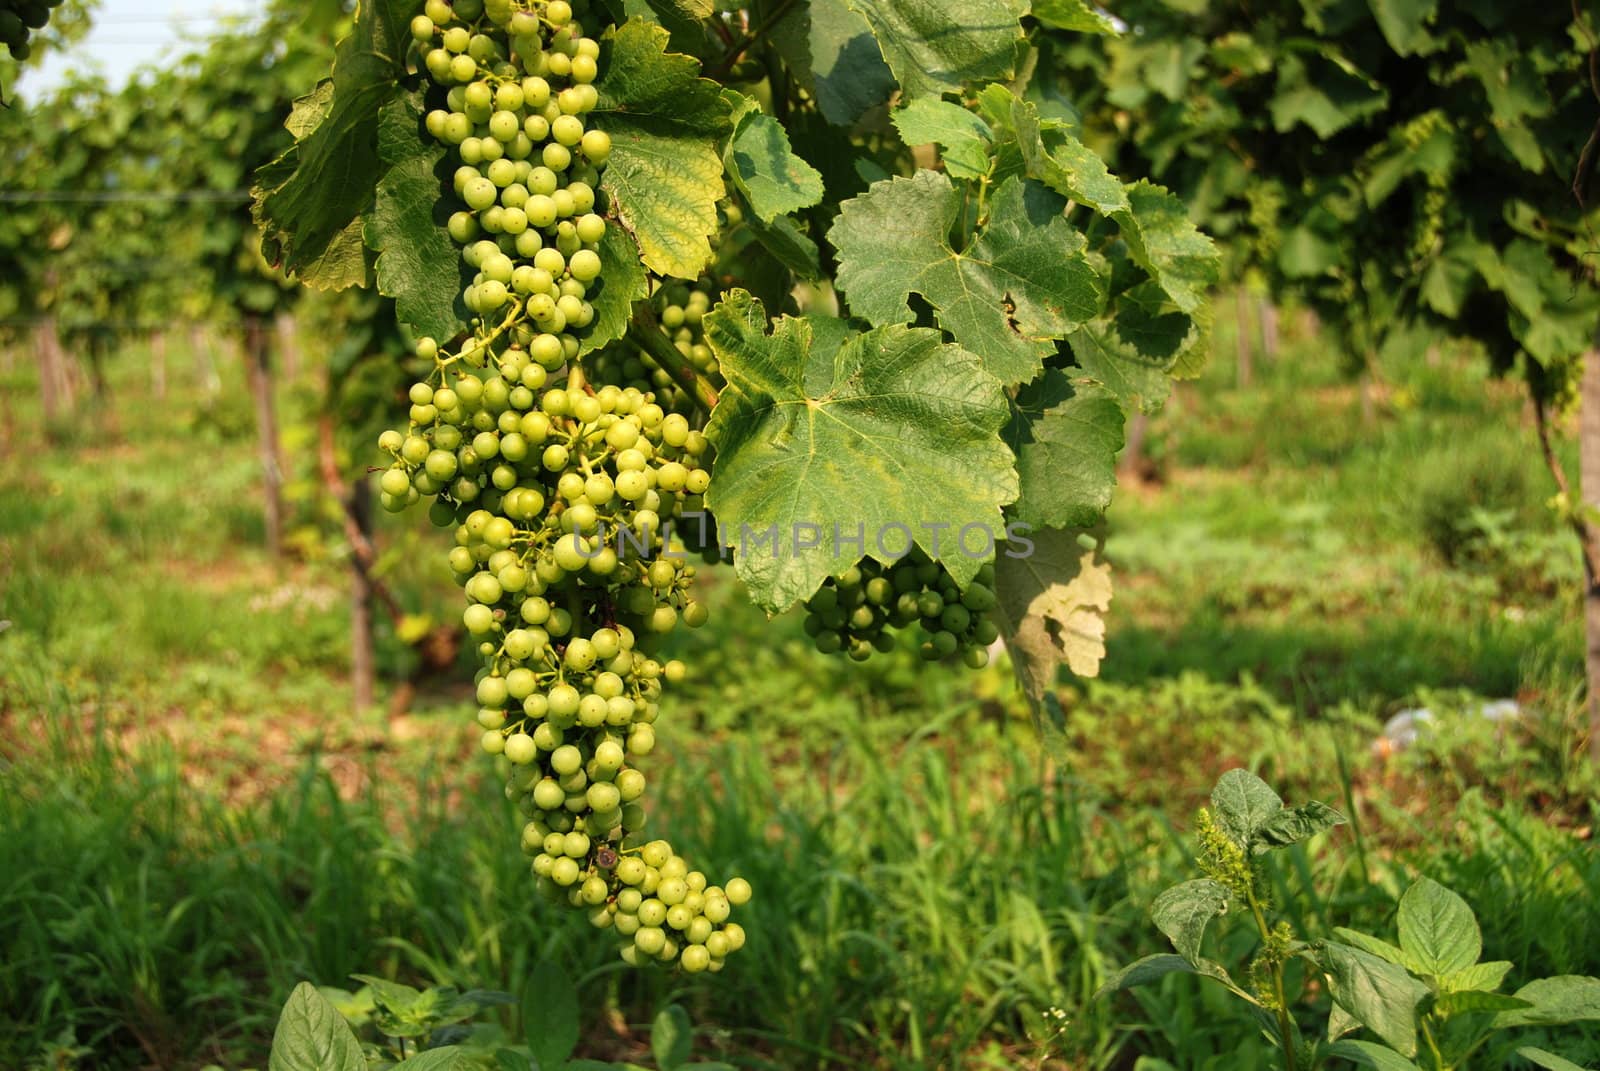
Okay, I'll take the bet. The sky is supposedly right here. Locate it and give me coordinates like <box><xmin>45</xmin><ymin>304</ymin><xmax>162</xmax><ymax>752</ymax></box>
<box><xmin>16</xmin><ymin>0</ymin><xmax>263</xmax><ymax>100</ymax></box>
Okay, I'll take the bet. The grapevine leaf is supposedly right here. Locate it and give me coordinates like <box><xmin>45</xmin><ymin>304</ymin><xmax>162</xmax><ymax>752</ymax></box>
<box><xmin>659</xmin><ymin>0</ymin><xmax>713</xmax><ymax>18</ymax></box>
<box><xmin>1012</xmin><ymin>99</ymin><xmax>1128</xmax><ymax>215</ymax></box>
<box><xmin>1268</xmin><ymin>53</ymin><xmax>1388</xmax><ymax>138</ymax></box>
<box><xmin>370</xmin><ymin>92</ymin><xmax>466</xmax><ymax>342</ymax></box>
<box><xmin>743</xmin><ymin>212</ymin><xmax>821</xmax><ymax>280</ymax></box>
<box><xmin>1151</xmin><ymin>879</ymin><xmax>1230</xmax><ymax>964</ymax></box>
<box><xmin>1316</xmin><ymin>941</ymin><xmax>1430</xmax><ymax>1057</ymax></box>
<box><xmin>1322</xmin><ymin>1040</ymin><xmax>1423</xmax><ymax>1071</ymax></box>
<box><xmin>1396</xmin><ymin>879</ymin><xmax>1481</xmax><ymax>977</ymax></box>
<box><xmin>1209</xmin><ymin>769</ymin><xmax>1283</xmax><ymax>852</ymax></box>
<box><xmin>1029</xmin><ymin>0</ymin><xmax>1118</xmax><ymax>34</ymax></box>
<box><xmin>704</xmin><ymin>290</ymin><xmax>1018</xmax><ymax>611</ymax></box>
<box><xmin>994</xmin><ymin>535</ymin><xmax>1114</xmax><ymax>716</ymax></box>
<box><xmin>593</xmin><ymin>19</ymin><xmax>732</xmax><ymax>279</ymax></box>
<box><xmin>523</xmin><ymin>961</ymin><xmax>580</xmax><ymax>1071</ymax></box>
<box><xmin>1368</xmin><ymin>0</ymin><xmax>1438</xmax><ymax>57</ymax></box>
<box><xmin>1004</xmin><ymin>371</ymin><xmax>1124</xmax><ymax>529</ymax></box>
<box><xmin>581</xmin><ymin>224</ymin><xmax>650</xmax><ymax>357</ymax></box>
<box><xmin>1494</xmin><ymin>976</ymin><xmax>1600</xmax><ymax>1028</ymax></box>
<box><xmin>286</xmin><ymin>79</ymin><xmax>337</xmax><ymax>139</ymax></box>
<box><xmin>723</xmin><ymin>91</ymin><xmax>824</xmax><ymax>223</ymax></box>
<box><xmin>252</xmin><ymin>82</ymin><xmax>371</xmax><ymax>291</ymax></box>
<box><xmin>845</xmin><ymin>0</ymin><xmax>1029</xmax><ymax>104</ymax></box>
<box><xmin>269</xmin><ymin>983</ymin><xmax>366</xmax><ymax>1071</ymax></box>
<box><xmin>829</xmin><ymin>170</ymin><xmax>1104</xmax><ymax>385</ymax></box>
<box><xmin>769</xmin><ymin>0</ymin><xmax>897</xmax><ymax>126</ymax></box>
<box><xmin>1114</xmin><ymin>181</ymin><xmax>1220</xmax><ymax>316</ymax></box>
<box><xmin>1464</xmin><ymin>40</ymin><xmax>1553</xmax><ymax>126</ymax></box>
<box><xmin>1067</xmin><ymin>277</ymin><xmax>1210</xmax><ymax>411</ymax></box>
<box><xmin>1516</xmin><ymin>1048</ymin><xmax>1590</xmax><ymax>1071</ymax></box>
<box><xmin>891</xmin><ymin>98</ymin><xmax>993</xmax><ymax>181</ymax></box>
<box><xmin>252</xmin><ymin>0</ymin><xmax>410</xmax><ymax>284</ymax></box>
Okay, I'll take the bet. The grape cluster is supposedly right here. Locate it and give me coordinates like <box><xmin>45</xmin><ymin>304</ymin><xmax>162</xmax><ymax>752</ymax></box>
<box><xmin>1398</xmin><ymin>110</ymin><xmax>1452</xmax><ymax>264</ymax></box>
<box><xmin>0</xmin><ymin>0</ymin><xmax>62</xmax><ymax>62</ymax></box>
<box><xmin>590</xmin><ymin>278</ymin><xmax>723</xmax><ymax>411</ymax></box>
<box><xmin>416</xmin><ymin>0</ymin><xmax>612</xmax><ymax>344</ymax></box>
<box><xmin>377</xmin><ymin>0</ymin><xmax>751</xmax><ymax>972</ymax></box>
<box><xmin>803</xmin><ymin>551</ymin><xmax>1000</xmax><ymax>668</ymax></box>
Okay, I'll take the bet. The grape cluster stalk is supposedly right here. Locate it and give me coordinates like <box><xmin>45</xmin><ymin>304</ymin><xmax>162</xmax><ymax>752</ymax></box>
<box><xmin>378</xmin><ymin>0</ymin><xmax>750</xmax><ymax>973</ymax></box>
<box><xmin>0</xmin><ymin>0</ymin><xmax>63</xmax><ymax>61</ymax></box>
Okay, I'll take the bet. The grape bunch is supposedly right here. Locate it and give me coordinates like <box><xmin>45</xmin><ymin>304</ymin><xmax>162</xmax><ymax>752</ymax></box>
<box><xmin>415</xmin><ymin>0</ymin><xmax>612</xmax><ymax>344</ymax></box>
<box><xmin>590</xmin><ymin>277</ymin><xmax>723</xmax><ymax>411</ymax></box>
<box><xmin>0</xmin><ymin>0</ymin><xmax>63</xmax><ymax>62</ymax></box>
<box><xmin>803</xmin><ymin>551</ymin><xmax>1000</xmax><ymax>668</ymax></box>
<box><xmin>377</xmin><ymin>0</ymin><xmax>752</xmax><ymax>972</ymax></box>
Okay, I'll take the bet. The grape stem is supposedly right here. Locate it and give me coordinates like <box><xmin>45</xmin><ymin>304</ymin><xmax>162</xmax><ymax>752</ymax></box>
<box><xmin>627</xmin><ymin>305</ymin><xmax>720</xmax><ymax>414</ymax></box>
<box><xmin>708</xmin><ymin>0</ymin><xmax>800</xmax><ymax>79</ymax></box>
<box><xmin>441</xmin><ymin>296</ymin><xmax>526</xmax><ymax>372</ymax></box>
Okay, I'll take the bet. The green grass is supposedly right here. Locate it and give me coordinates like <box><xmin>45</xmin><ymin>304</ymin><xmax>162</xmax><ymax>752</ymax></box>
<box><xmin>1</xmin><ymin>322</ymin><xmax>1597</xmax><ymax>1069</ymax></box>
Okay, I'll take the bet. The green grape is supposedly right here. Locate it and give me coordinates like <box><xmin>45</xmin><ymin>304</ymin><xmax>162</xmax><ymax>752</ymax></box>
<box><xmin>378</xmin><ymin>0</ymin><xmax>751</xmax><ymax>973</ymax></box>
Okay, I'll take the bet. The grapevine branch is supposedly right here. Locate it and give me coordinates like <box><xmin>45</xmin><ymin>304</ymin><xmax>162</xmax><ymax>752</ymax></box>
<box><xmin>1532</xmin><ymin>389</ymin><xmax>1600</xmax><ymax>584</ymax></box>
<box><xmin>708</xmin><ymin>0</ymin><xmax>800</xmax><ymax>79</ymax></box>
<box><xmin>316</xmin><ymin>410</ymin><xmax>406</xmax><ymax>627</ymax></box>
<box><xmin>1572</xmin><ymin>0</ymin><xmax>1600</xmax><ymax>222</ymax></box>
<box><xmin>627</xmin><ymin>304</ymin><xmax>720</xmax><ymax>414</ymax></box>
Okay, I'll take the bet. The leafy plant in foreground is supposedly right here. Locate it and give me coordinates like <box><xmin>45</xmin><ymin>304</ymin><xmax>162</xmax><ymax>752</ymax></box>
<box><xmin>1102</xmin><ymin>770</ymin><xmax>1600</xmax><ymax>1070</ymax></box>
<box><xmin>269</xmin><ymin>961</ymin><xmax>729</xmax><ymax>1071</ymax></box>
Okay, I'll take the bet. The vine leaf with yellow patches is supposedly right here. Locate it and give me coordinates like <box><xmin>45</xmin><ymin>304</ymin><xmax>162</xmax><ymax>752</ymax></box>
<box><xmin>592</xmin><ymin>18</ymin><xmax>732</xmax><ymax>280</ymax></box>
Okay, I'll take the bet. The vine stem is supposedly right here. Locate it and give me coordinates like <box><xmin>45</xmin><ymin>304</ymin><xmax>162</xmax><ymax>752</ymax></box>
<box><xmin>1532</xmin><ymin>389</ymin><xmax>1600</xmax><ymax>582</ymax></box>
<box><xmin>1246</xmin><ymin>890</ymin><xmax>1298</xmax><ymax>1071</ymax></box>
<box><xmin>708</xmin><ymin>0</ymin><xmax>800</xmax><ymax>79</ymax></box>
<box><xmin>627</xmin><ymin>304</ymin><xmax>720</xmax><ymax>414</ymax></box>
<box><xmin>568</xmin><ymin>363</ymin><xmax>589</xmax><ymax>396</ymax></box>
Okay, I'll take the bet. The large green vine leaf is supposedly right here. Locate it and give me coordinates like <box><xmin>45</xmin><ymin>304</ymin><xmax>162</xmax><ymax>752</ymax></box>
<box><xmin>1012</xmin><ymin>99</ymin><xmax>1129</xmax><ymax>216</ymax></box>
<box><xmin>846</xmin><ymin>0</ymin><xmax>1029</xmax><ymax>104</ymax></box>
<box><xmin>723</xmin><ymin>91</ymin><xmax>824</xmax><ymax>223</ymax></box>
<box><xmin>252</xmin><ymin>0</ymin><xmax>411</xmax><ymax>286</ymax></box>
<box><xmin>829</xmin><ymin>170</ymin><xmax>1105</xmax><ymax>385</ymax></box>
<box><xmin>1115</xmin><ymin>181</ymin><xmax>1221</xmax><ymax>316</ymax></box>
<box><xmin>582</xmin><ymin>227</ymin><xmax>651</xmax><ymax>356</ymax></box>
<box><xmin>369</xmin><ymin>92</ymin><xmax>464</xmax><ymax>342</ymax></box>
<box><xmin>1370</xmin><ymin>0</ymin><xmax>1438</xmax><ymax>57</ymax></box>
<box><xmin>742</xmin><ymin>212</ymin><xmax>821</xmax><ymax>280</ymax></box>
<box><xmin>1069</xmin><ymin>279</ymin><xmax>1210</xmax><ymax>408</ymax></box>
<box><xmin>769</xmin><ymin>0</ymin><xmax>897</xmax><ymax>127</ymax></box>
<box><xmin>891</xmin><ymin>99</ymin><xmax>994</xmax><ymax>181</ymax></box>
<box><xmin>1004</xmin><ymin>370</ymin><xmax>1125</xmax><ymax>529</ymax></box>
<box><xmin>592</xmin><ymin>19</ymin><xmax>732</xmax><ymax>280</ymax></box>
<box><xmin>703</xmin><ymin>290</ymin><xmax>1017</xmax><ymax>612</ymax></box>
<box><xmin>1029</xmin><ymin>0</ymin><xmax>1118</xmax><ymax>35</ymax></box>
